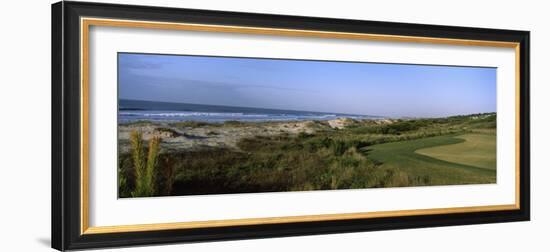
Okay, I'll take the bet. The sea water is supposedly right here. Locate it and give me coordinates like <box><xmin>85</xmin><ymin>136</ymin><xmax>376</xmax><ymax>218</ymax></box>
<box><xmin>118</xmin><ymin>99</ymin><xmax>378</xmax><ymax>123</ymax></box>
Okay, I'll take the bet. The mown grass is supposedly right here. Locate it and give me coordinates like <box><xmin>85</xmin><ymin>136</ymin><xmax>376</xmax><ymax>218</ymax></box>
<box><xmin>118</xmin><ymin>113</ymin><xmax>497</xmax><ymax>197</ymax></box>
<box><xmin>415</xmin><ymin>133</ymin><xmax>496</xmax><ymax>170</ymax></box>
<box><xmin>366</xmin><ymin>134</ymin><xmax>496</xmax><ymax>186</ymax></box>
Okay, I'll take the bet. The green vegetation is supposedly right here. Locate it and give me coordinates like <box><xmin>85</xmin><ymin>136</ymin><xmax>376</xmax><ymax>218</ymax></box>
<box><xmin>128</xmin><ymin>130</ymin><xmax>161</xmax><ymax>197</ymax></box>
<box><xmin>118</xmin><ymin>113</ymin><xmax>497</xmax><ymax>197</ymax></box>
<box><xmin>415</xmin><ymin>133</ymin><xmax>496</xmax><ymax>170</ymax></box>
<box><xmin>119</xmin><ymin>131</ymin><xmax>176</xmax><ymax>197</ymax></box>
<box><xmin>366</xmin><ymin>134</ymin><xmax>495</xmax><ymax>186</ymax></box>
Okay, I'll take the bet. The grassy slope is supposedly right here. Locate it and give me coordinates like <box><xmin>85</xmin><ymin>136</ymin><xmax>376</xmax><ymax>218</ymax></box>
<box><xmin>119</xmin><ymin>113</ymin><xmax>498</xmax><ymax>197</ymax></box>
<box><xmin>365</xmin><ymin>134</ymin><xmax>496</xmax><ymax>186</ymax></box>
<box><xmin>415</xmin><ymin>134</ymin><xmax>496</xmax><ymax>170</ymax></box>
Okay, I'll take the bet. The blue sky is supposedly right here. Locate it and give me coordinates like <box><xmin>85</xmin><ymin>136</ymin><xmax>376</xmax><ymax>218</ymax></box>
<box><xmin>119</xmin><ymin>53</ymin><xmax>496</xmax><ymax>118</ymax></box>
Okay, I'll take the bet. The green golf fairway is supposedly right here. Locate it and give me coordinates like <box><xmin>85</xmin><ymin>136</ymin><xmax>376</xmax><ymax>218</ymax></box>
<box><xmin>366</xmin><ymin>134</ymin><xmax>496</xmax><ymax>186</ymax></box>
<box><xmin>415</xmin><ymin>134</ymin><xmax>496</xmax><ymax>170</ymax></box>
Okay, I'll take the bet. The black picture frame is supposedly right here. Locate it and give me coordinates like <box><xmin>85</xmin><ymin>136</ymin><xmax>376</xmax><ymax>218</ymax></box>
<box><xmin>52</xmin><ymin>1</ymin><xmax>530</xmax><ymax>251</ymax></box>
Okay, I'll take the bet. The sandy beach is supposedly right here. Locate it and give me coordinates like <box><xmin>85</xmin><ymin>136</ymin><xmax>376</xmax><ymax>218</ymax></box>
<box><xmin>118</xmin><ymin>118</ymin><xmax>395</xmax><ymax>154</ymax></box>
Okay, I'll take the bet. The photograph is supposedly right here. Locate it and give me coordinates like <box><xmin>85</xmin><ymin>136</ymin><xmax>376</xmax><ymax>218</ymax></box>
<box><xmin>48</xmin><ymin>2</ymin><xmax>532</xmax><ymax>250</ymax></box>
<box><xmin>117</xmin><ymin>52</ymin><xmax>497</xmax><ymax>198</ymax></box>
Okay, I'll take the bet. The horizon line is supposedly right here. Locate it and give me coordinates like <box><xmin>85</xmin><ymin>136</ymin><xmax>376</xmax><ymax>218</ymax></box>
<box><xmin>119</xmin><ymin>98</ymin><xmax>380</xmax><ymax>118</ymax></box>
<box><xmin>118</xmin><ymin>98</ymin><xmax>495</xmax><ymax>119</ymax></box>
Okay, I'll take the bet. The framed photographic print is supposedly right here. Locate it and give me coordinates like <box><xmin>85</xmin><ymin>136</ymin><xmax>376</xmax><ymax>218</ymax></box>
<box><xmin>52</xmin><ymin>1</ymin><xmax>530</xmax><ymax>250</ymax></box>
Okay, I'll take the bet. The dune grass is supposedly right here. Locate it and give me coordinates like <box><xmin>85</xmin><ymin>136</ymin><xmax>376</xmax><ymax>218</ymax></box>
<box><xmin>129</xmin><ymin>131</ymin><xmax>161</xmax><ymax>197</ymax></box>
<box><xmin>118</xmin><ymin>113</ymin><xmax>497</xmax><ymax>197</ymax></box>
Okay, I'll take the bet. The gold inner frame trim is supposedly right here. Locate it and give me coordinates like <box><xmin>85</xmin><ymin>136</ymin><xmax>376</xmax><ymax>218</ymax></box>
<box><xmin>84</xmin><ymin>204</ymin><xmax>517</xmax><ymax>234</ymax></box>
<box><xmin>80</xmin><ymin>17</ymin><xmax>521</xmax><ymax>235</ymax></box>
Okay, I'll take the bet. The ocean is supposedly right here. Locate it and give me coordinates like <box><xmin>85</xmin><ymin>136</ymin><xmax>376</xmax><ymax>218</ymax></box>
<box><xmin>119</xmin><ymin>99</ymin><xmax>378</xmax><ymax>123</ymax></box>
